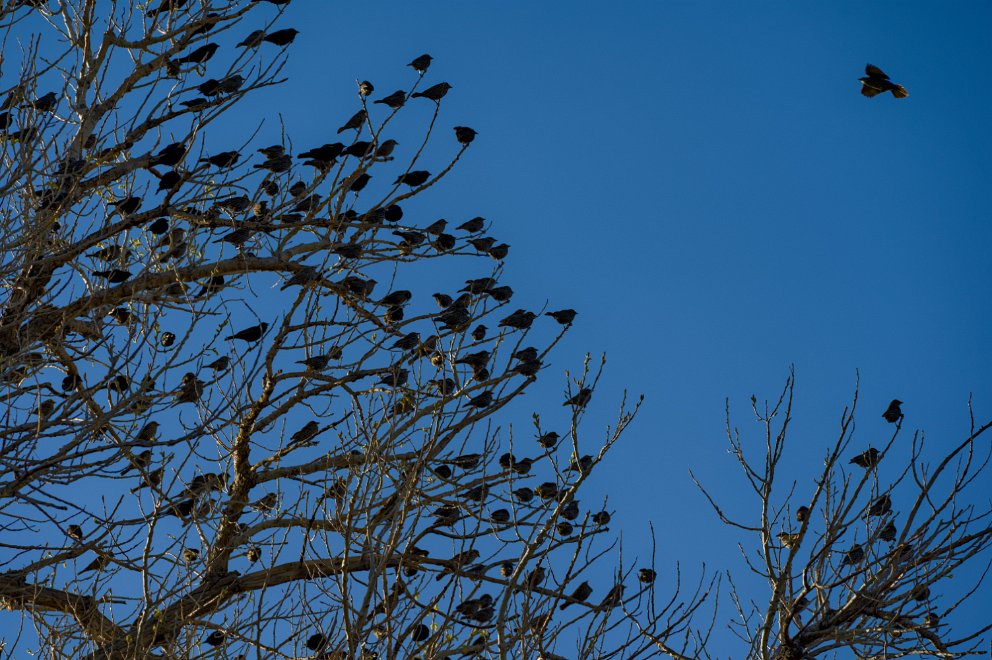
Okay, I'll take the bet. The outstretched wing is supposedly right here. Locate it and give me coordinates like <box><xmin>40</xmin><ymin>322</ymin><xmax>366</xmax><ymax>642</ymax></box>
<box><xmin>865</xmin><ymin>64</ymin><xmax>889</xmax><ymax>79</ymax></box>
<box><xmin>860</xmin><ymin>82</ymin><xmax>882</xmax><ymax>97</ymax></box>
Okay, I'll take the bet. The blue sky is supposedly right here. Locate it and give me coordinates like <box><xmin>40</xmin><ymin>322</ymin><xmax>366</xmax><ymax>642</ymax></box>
<box><xmin>4</xmin><ymin>1</ymin><xmax>991</xmax><ymax>654</ymax></box>
<box><xmin>257</xmin><ymin>1</ymin><xmax>991</xmax><ymax>651</ymax></box>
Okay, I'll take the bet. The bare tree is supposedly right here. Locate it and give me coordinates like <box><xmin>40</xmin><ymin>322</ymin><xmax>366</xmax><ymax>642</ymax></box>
<box><xmin>0</xmin><ymin>2</ymin><xmax>694</xmax><ymax>658</ymax></box>
<box><xmin>693</xmin><ymin>372</ymin><xmax>992</xmax><ymax>659</ymax></box>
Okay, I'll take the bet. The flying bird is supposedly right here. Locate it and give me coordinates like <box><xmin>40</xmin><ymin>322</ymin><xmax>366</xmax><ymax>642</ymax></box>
<box><xmin>859</xmin><ymin>64</ymin><xmax>908</xmax><ymax>98</ymax></box>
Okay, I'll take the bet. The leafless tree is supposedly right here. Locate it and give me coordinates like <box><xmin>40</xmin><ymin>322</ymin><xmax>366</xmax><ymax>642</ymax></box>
<box><xmin>0</xmin><ymin>2</ymin><xmax>700</xmax><ymax>658</ymax></box>
<box><xmin>693</xmin><ymin>372</ymin><xmax>992</xmax><ymax>659</ymax></box>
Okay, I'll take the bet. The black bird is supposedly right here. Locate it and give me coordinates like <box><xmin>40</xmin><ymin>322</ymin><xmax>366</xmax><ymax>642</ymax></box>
<box><xmin>378</xmin><ymin>367</ymin><xmax>409</xmax><ymax>387</ymax></box>
<box><xmin>131</xmin><ymin>466</ymin><xmax>164</xmax><ymax>493</ymax></box>
<box><xmin>225</xmin><ymin>322</ymin><xmax>269</xmax><ymax>343</ymax></box>
<box><xmin>499</xmin><ymin>309</ymin><xmax>537</xmax><ymax>330</ymax></box>
<box><xmin>778</xmin><ymin>532</ymin><xmax>801</xmax><ymax>549</ymax></box>
<box><xmin>564</xmin><ymin>387</ymin><xmax>592</xmax><ymax>408</ymax></box>
<box><xmin>560</xmin><ymin>500</ymin><xmax>580</xmax><ymax>520</ymax></box>
<box><xmin>598</xmin><ymin>584</ymin><xmax>625</xmax><ymax>610</ymax></box>
<box><xmin>546</xmin><ymin>309</ymin><xmax>577</xmax><ymax>325</ymax></box>
<box><xmin>462</xmin><ymin>277</ymin><xmax>496</xmax><ymax>293</ymax></box>
<box><xmin>121</xmin><ymin>450</ymin><xmax>152</xmax><ymax>475</ymax></box>
<box><xmin>306</xmin><ymin>633</ymin><xmax>328</xmax><ymax>652</ymax></box>
<box><xmin>258</xmin><ymin>144</ymin><xmax>285</xmax><ymax>158</ymax></box>
<box><xmin>136</xmin><ymin>422</ymin><xmax>159</xmax><ymax>443</ymax></box>
<box><xmin>488</xmin><ymin>243</ymin><xmax>510</xmax><ymax>260</ymax></box>
<box><xmin>392</xmin><ymin>332</ymin><xmax>421</xmax><ymax>350</ymax></box>
<box><xmin>882</xmin><ymin>400</ymin><xmax>903</xmax><ymax>423</ymax></box>
<box><xmin>638</xmin><ymin>568</ymin><xmax>657</xmax><ymax>584</ymax></box>
<box><xmin>467</xmin><ymin>390</ymin><xmax>493</xmax><ymax>408</ymax></box>
<box><xmin>850</xmin><ymin>448</ymin><xmax>880</xmax><ymax>469</ymax></box>
<box><xmin>156</xmin><ymin>170</ymin><xmax>182</xmax><ymax>192</ymax></box>
<box><xmin>182</xmin><ymin>547</ymin><xmax>200</xmax><ymax>562</ymax></box>
<box><xmin>394</xmin><ymin>170</ymin><xmax>430</xmax><ymax>187</ymax></box>
<box><xmin>290</xmin><ymin>421</ymin><xmax>319</xmax><ymax>444</ymax></box>
<box><xmin>198</xmin><ymin>74</ymin><xmax>243</xmax><ymax>96</ymax></box>
<box><xmin>468</xmin><ymin>236</ymin><xmax>497</xmax><ymax>252</ymax></box>
<box><xmin>433</xmin><ymin>293</ymin><xmax>453</xmax><ymax>308</ymax></box>
<box><xmin>859</xmin><ymin>64</ymin><xmax>908</xmax><ymax>98</ymax></box>
<box><xmin>411</xmin><ymin>82</ymin><xmax>452</xmax><ymax>102</ymax></box>
<box><xmin>867</xmin><ymin>495</ymin><xmax>892</xmax><ymax>517</ymax></box>
<box><xmin>375</xmin><ymin>90</ymin><xmax>406</xmax><ymax>108</ymax></box>
<box><xmin>172</xmin><ymin>43</ymin><xmax>219</xmax><ymax>66</ymax></box>
<box><xmin>110</xmin><ymin>196</ymin><xmax>142</xmax><ymax>215</ymax></box>
<box><xmin>841</xmin><ymin>543</ymin><xmax>865</xmax><ymax>565</ymax></box>
<box><xmin>487</xmin><ymin>285</ymin><xmax>514</xmax><ymax>302</ymax></box>
<box><xmin>471</xmin><ymin>325</ymin><xmax>487</xmax><ymax>341</ymax></box>
<box><xmin>796</xmin><ymin>506</ymin><xmax>810</xmax><ymax>523</ymax></box>
<box><xmin>148</xmin><ymin>217</ymin><xmax>169</xmax><ymax>235</ymax></box>
<box><xmin>358</xmin><ymin>80</ymin><xmax>374</xmax><ymax>96</ymax></box>
<box><xmin>203</xmin><ymin>631</ymin><xmax>225</xmax><ymax>647</ymax></box>
<box><xmin>237</xmin><ymin>30</ymin><xmax>265</xmax><ymax>48</ymax></box>
<box><xmin>408</xmin><ymin>53</ymin><xmax>433</xmax><ymax>74</ymax></box>
<box><xmin>263</xmin><ymin>28</ymin><xmax>299</xmax><ymax>46</ymax></box>
<box><xmin>342</xmin><ymin>140</ymin><xmax>372</xmax><ymax>158</ymax></box>
<box><xmin>297</xmin><ymin>354</ymin><xmax>333</xmax><ymax>370</ymax></box>
<box><xmin>560</xmin><ymin>581</ymin><xmax>592</xmax><ymax>609</ymax></box>
<box><xmin>254</xmin><ymin>153</ymin><xmax>292</xmax><ymax>172</ymax></box>
<box><xmin>66</xmin><ymin>524</ymin><xmax>84</xmax><ymax>541</ymax></box>
<box><xmin>457</xmin><ymin>216</ymin><xmax>486</xmax><ymax>233</ymax></box>
<box><xmin>204</xmin><ymin>356</ymin><xmax>230</xmax><ymax>371</ymax></box>
<box><xmin>879</xmin><ymin>520</ymin><xmax>897</xmax><ymax>542</ymax></box>
<box><xmin>337</xmin><ymin>109</ymin><xmax>367</xmax><ymax>133</ymax></box>
<box><xmin>379</xmin><ymin>289</ymin><xmax>412</xmax><ymax>307</ymax></box>
<box><xmin>299</xmin><ymin>142</ymin><xmax>345</xmax><ymax>163</ymax></box>
<box><xmin>93</xmin><ymin>269</ymin><xmax>131</xmax><ymax>284</ymax></box>
<box><xmin>30</xmin><ymin>91</ymin><xmax>57</xmax><ymax>112</ymax></box>
<box><xmin>214</xmin><ymin>228</ymin><xmax>252</xmax><ymax>246</ymax></box>
<box><xmin>348</xmin><ymin>172</ymin><xmax>371</xmax><ymax>192</ymax></box>
<box><xmin>79</xmin><ymin>553</ymin><xmax>111</xmax><ymax>573</ymax></box>
<box><xmin>279</xmin><ymin>266</ymin><xmax>320</xmax><ymax>290</ymax></box>
<box><xmin>592</xmin><ymin>510</ymin><xmax>611</xmax><ymax>525</ymax></box>
<box><xmin>200</xmin><ymin>151</ymin><xmax>240</xmax><ymax>168</ymax></box>
<box><xmin>454</xmin><ymin>126</ymin><xmax>477</xmax><ymax>145</ymax></box>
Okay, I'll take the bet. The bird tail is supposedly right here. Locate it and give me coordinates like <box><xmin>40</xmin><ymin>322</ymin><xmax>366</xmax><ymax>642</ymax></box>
<box><xmin>891</xmin><ymin>85</ymin><xmax>909</xmax><ymax>98</ymax></box>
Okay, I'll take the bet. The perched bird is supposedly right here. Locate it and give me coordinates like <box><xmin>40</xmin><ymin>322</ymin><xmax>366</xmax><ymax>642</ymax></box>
<box><xmin>433</xmin><ymin>292</ymin><xmax>453</xmax><ymax>308</ymax></box>
<box><xmin>341</xmin><ymin>140</ymin><xmax>372</xmax><ymax>158</ymax></box>
<box><xmin>203</xmin><ymin>631</ymin><xmax>225</xmax><ymax>647</ymax></box>
<box><xmin>79</xmin><ymin>553</ymin><xmax>111</xmax><ymax>573</ymax></box>
<box><xmin>924</xmin><ymin>612</ymin><xmax>939</xmax><ymax>627</ymax></box>
<box><xmin>457</xmin><ymin>216</ymin><xmax>486</xmax><ymax>233</ymax></box>
<box><xmin>148</xmin><ymin>217</ymin><xmax>169</xmax><ymax>234</ymax></box>
<box><xmin>598</xmin><ymin>584</ymin><xmax>625</xmax><ymax>610</ymax></box>
<box><xmin>467</xmin><ymin>390</ymin><xmax>494</xmax><ymax>408</ymax></box>
<box><xmin>490</xmin><ymin>508</ymin><xmax>511</xmax><ymax>524</ymax></box>
<box><xmin>546</xmin><ymin>309</ymin><xmax>577</xmax><ymax>325</ymax></box>
<box><xmin>568</xmin><ymin>455</ymin><xmax>594</xmax><ymax>474</ymax></box>
<box><xmin>337</xmin><ymin>109</ymin><xmax>367</xmax><ymax>133</ymax></box>
<box><xmin>778</xmin><ymin>531</ymin><xmax>801</xmax><ymax>549</ymax></box>
<box><xmin>66</xmin><ymin>524</ymin><xmax>84</xmax><ymax>541</ymax></box>
<box><xmin>182</xmin><ymin>548</ymin><xmax>200</xmax><ymax>562</ymax></box>
<box><xmin>374</xmin><ymin>139</ymin><xmax>398</xmax><ymax>161</ymax></box>
<box><xmin>297</xmin><ymin>354</ymin><xmax>331</xmax><ymax>370</ymax></box>
<box><xmin>251</xmin><ymin>492</ymin><xmax>278</xmax><ymax>513</ymax></box>
<box><xmin>560</xmin><ymin>581</ymin><xmax>592</xmax><ymax>609</ymax></box>
<box><xmin>796</xmin><ymin>506</ymin><xmax>810</xmax><ymax>523</ymax></box>
<box><xmin>30</xmin><ymin>91</ymin><xmax>57</xmax><ymax>112</ymax></box>
<box><xmin>841</xmin><ymin>543</ymin><xmax>865</xmax><ymax>566</ymax></box>
<box><xmin>200</xmin><ymin>151</ymin><xmax>240</xmax><ymax>168</ymax></box>
<box><xmin>299</xmin><ymin>142</ymin><xmax>345</xmax><ymax>165</ymax></box>
<box><xmin>375</xmin><ymin>90</ymin><xmax>406</xmax><ymax>108</ymax></box>
<box><xmin>110</xmin><ymin>196</ymin><xmax>141</xmax><ymax>215</ymax></box>
<box><xmin>859</xmin><ymin>64</ymin><xmax>908</xmax><ymax>98</ymax></box>
<box><xmin>348</xmin><ymin>172</ymin><xmax>371</xmax><ymax>192</ymax></box>
<box><xmin>882</xmin><ymin>400</ymin><xmax>903</xmax><ymax>423</ymax></box>
<box><xmin>537</xmin><ymin>431</ymin><xmax>559</xmax><ymax>448</ymax></box>
<box><xmin>513</xmin><ymin>487</ymin><xmax>535</xmax><ymax>503</ymax></box>
<box><xmin>131</xmin><ymin>466</ymin><xmax>164</xmax><ymax>493</ymax></box>
<box><xmin>254</xmin><ymin>152</ymin><xmax>292</xmax><ymax>172</ymax></box>
<box><xmin>198</xmin><ymin>74</ymin><xmax>244</xmax><ymax>96</ymax></box>
<box><xmin>471</xmin><ymin>325</ymin><xmax>487</xmax><ymax>341</ymax></box>
<box><xmin>204</xmin><ymin>356</ymin><xmax>230</xmax><ymax>371</ymax></box>
<box><xmin>290</xmin><ymin>420</ymin><xmax>319</xmax><ymax>444</ymax></box>
<box><xmin>525</xmin><ymin>566</ymin><xmax>546</xmax><ymax>589</ymax></box>
<box><xmin>379</xmin><ymin>289</ymin><xmax>412</xmax><ymax>307</ymax></box>
<box><xmin>280</xmin><ymin>266</ymin><xmax>320</xmax><ymax>291</ymax></box>
<box><xmin>867</xmin><ymin>495</ymin><xmax>892</xmax><ymax>517</ymax></box>
<box><xmin>246</xmin><ymin>546</ymin><xmax>262</xmax><ymax>563</ymax></box>
<box><xmin>850</xmin><ymin>448</ymin><xmax>880</xmax><ymax>469</ymax></box>
<box><xmin>488</xmin><ymin>243</ymin><xmax>510</xmax><ymax>260</ymax></box>
<box><xmin>487</xmin><ymin>285</ymin><xmax>514</xmax><ymax>302</ymax></box>
<box><xmin>454</xmin><ymin>126</ymin><xmax>477</xmax><ymax>145</ymax></box>
<box><xmin>408</xmin><ymin>53</ymin><xmax>433</xmax><ymax>74</ymax></box>
<box><xmin>378</xmin><ymin>367</ymin><xmax>409</xmax><ymax>388</ymax></box>
<box><xmin>394</xmin><ymin>170</ymin><xmax>430</xmax><ymax>187</ymax></box>
<box><xmin>225</xmin><ymin>322</ymin><xmax>269</xmax><ymax>343</ymax></box>
<box><xmin>92</xmin><ymin>269</ymin><xmax>131</xmax><ymax>284</ymax></box>
<box><xmin>358</xmin><ymin>80</ymin><xmax>374</xmax><ymax>96</ymax></box>
<box><xmin>156</xmin><ymin>170</ymin><xmax>183</xmax><ymax>193</ymax></box>
<box><xmin>136</xmin><ymin>421</ymin><xmax>159</xmax><ymax>443</ymax></box>
<box><xmin>151</xmin><ymin>141</ymin><xmax>187</xmax><ymax>166</ymax></box>
<box><xmin>263</xmin><ymin>28</ymin><xmax>299</xmax><ymax>46</ymax></box>
<box><xmin>638</xmin><ymin>568</ymin><xmax>657</xmax><ymax>584</ymax></box>
<box><xmin>560</xmin><ymin>500</ymin><xmax>580</xmax><ymax>520</ymax></box>
<box><xmin>499</xmin><ymin>309</ymin><xmax>537</xmax><ymax>330</ymax></box>
<box><xmin>237</xmin><ymin>29</ymin><xmax>266</xmax><ymax>48</ymax></box>
<box><xmin>306</xmin><ymin>633</ymin><xmax>328</xmax><ymax>652</ymax></box>
<box><xmin>591</xmin><ymin>511</ymin><xmax>611</xmax><ymax>525</ymax></box>
<box><xmin>564</xmin><ymin>387</ymin><xmax>592</xmax><ymax>408</ymax></box>
<box><xmin>172</xmin><ymin>43</ymin><xmax>218</xmax><ymax>66</ymax></box>
<box><xmin>535</xmin><ymin>482</ymin><xmax>558</xmax><ymax>500</ymax></box>
<box><xmin>879</xmin><ymin>520</ymin><xmax>897</xmax><ymax>542</ymax></box>
<box><xmin>392</xmin><ymin>332</ymin><xmax>421</xmax><ymax>351</ymax></box>
<box><xmin>411</xmin><ymin>82</ymin><xmax>452</xmax><ymax>102</ymax></box>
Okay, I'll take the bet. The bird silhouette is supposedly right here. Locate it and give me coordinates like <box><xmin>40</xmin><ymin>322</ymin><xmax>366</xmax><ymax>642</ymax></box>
<box><xmin>859</xmin><ymin>64</ymin><xmax>908</xmax><ymax>98</ymax></box>
<box><xmin>882</xmin><ymin>399</ymin><xmax>903</xmax><ymax>423</ymax></box>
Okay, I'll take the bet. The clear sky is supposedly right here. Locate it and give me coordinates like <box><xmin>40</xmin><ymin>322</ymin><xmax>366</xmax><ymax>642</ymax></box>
<box><xmin>250</xmin><ymin>1</ymin><xmax>991</xmax><ymax>651</ymax></box>
<box><xmin>7</xmin><ymin>1</ymin><xmax>992</xmax><ymax>654</ymax></box>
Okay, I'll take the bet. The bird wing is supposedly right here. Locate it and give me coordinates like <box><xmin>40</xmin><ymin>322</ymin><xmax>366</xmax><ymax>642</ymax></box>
<box><xmin>860</xmin><ymin>83</ymin><xmax>882</xmax><ymax>97</ymax></box>
<box><xmin>865</xmin><ymin>64</ymin><xmax>889</xmax><ymax>79</ymax></box>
